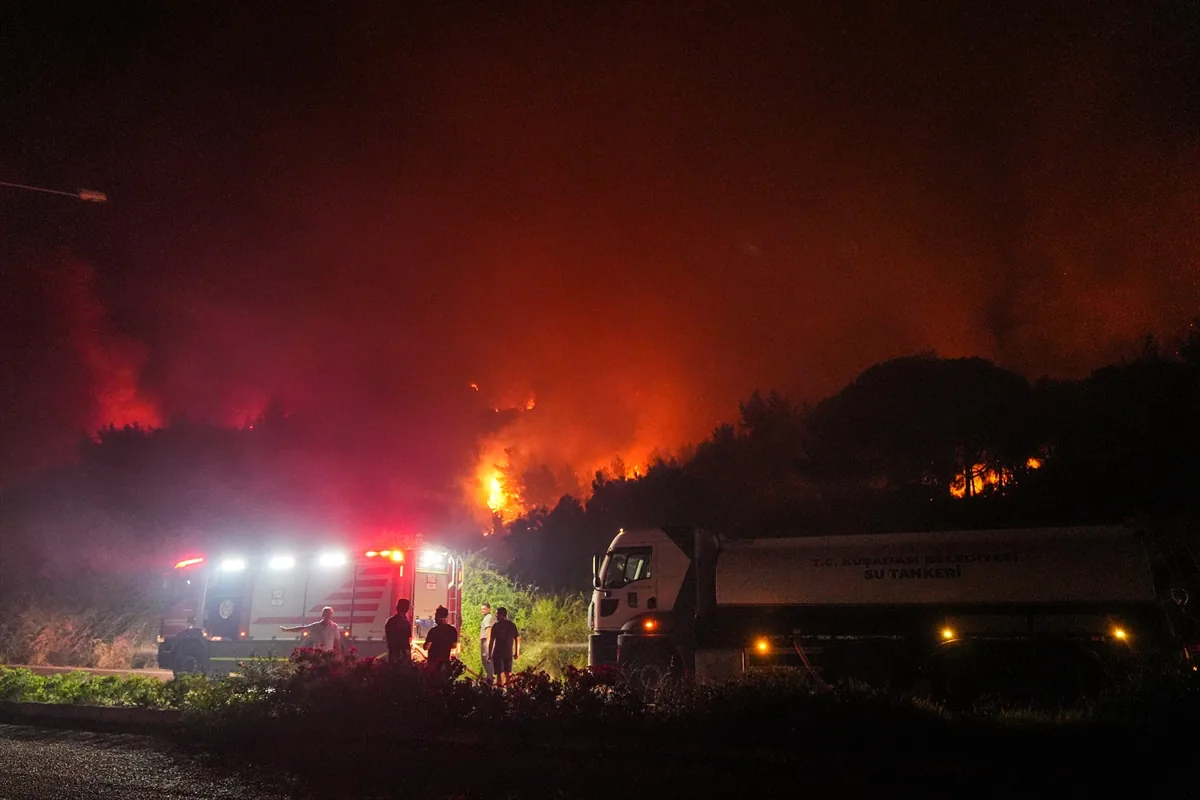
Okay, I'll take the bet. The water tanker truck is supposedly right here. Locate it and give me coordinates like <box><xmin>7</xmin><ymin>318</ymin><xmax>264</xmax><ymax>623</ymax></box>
<box><xmin>588</xmin><ymin>525</ymin><xmax>1195</xmax><ymax>691</ymax></box>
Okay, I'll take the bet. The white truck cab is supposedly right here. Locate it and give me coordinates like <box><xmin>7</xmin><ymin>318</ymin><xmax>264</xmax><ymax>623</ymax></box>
<box><xmin>588</xmin><ymin>527</ymin><xmax>692</xmax><ymax>675</ymax></box>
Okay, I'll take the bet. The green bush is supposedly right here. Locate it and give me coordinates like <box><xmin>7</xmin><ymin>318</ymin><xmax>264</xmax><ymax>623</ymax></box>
<box><xmin>0</xmin><ymin>667</ymin><xmax>42</xmax><ymax>702</ymax></box>
<box><xmin>0</xmin><ymin>666</ymin><xmax>176</xmax><ymax>709</ymax></box>
<box><xmin>4</xmin><ymin>652</ymin><xmax>1197</xmax><ymax>773</ymax></box>
<box><xmin>459</xmin><ymin>553</ymin><xmax>589</xmax><ymax>677</ymax></box>
<box><xmin>39</xmin><ymin>672</ymin><xmax>90</xmax><ymax>704</ymax></box>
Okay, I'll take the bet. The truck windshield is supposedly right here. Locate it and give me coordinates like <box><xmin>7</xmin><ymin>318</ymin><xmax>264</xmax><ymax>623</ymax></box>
<box><xmin>162</xmin><ymin>574</ymin><xmax>200</xmax><ymax>607</ymax></box>
<box><xmin>600</xmin><ymin>548</ymin><xmax>652</xmax><ymax>590</ymax></box>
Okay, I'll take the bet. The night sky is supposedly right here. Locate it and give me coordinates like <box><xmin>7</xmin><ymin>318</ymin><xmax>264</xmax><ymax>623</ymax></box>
<box><xmin>2</xmin><ymin>2</ymin><xmax>1197</xmax><ymax>519</ymax></box>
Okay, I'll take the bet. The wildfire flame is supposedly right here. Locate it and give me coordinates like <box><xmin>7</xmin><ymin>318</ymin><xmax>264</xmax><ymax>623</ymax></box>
<box><xmin>465</xmin><ymin>381</ymin><xmax>677</xmax><ymax>528</ymax></box>
<box><xmin>949</xmin><ymin>455</ymin><xmax>1045</xmax><ymax>498</ymax></box>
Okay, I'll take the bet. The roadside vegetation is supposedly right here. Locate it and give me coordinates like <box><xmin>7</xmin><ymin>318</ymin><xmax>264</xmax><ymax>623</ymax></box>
<box><xmin>3</xmin><ymin>651</ymin><xmax>1195</xmax><ymax>796</ymax></box>
<box><xmin>459</xmin><ymin>553</ymin><xmax>589</xmax><ymax>677</ymax></box>
<box><xmin>3</xmin><ymin>651</ymin><xmax>1195</xmax><ymax>737</ymax></box>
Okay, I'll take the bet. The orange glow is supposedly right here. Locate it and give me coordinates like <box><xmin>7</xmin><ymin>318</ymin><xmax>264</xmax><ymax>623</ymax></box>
<box><xmin>390</xmin><ymin>550</ymin><xmax>404</xmax><ymax>562</ymax></box>
<box><xmin>949</xmin><ymin>463</ymin><xmax>1015</xmax><ymax>498</ymax></box>
<box><xmin>941</xmin><ymin>627</ymin><xmax>955</xmax><ymax>641</ymax></box>
<box><xmin>464</xmin><ymin>382</ymin><xmax>686</xmax><ymax>526</ymax></box>
<box><xmin>174</xmin><ymin>557</ymin><xmax>205</xmax><ymax>569</ymax></box>
<box><xmin>487</xmin><ymin>473</ymin><xmax>508</xmax><ymax>514</ymax></box>
<box><xmin>755</xmin><ymin>638</ymin><xmax>769</xmax><ymax>653</ymax></box>
<box><xmin>950</xmin><ymin>452</ymin><xmax>1048</xmax><ymax>497</ymax></box>
<box><xmin>1112</xmin><ymin>627</ymin><xmax>1127</xmax><ymax>641</ymax></box>
<box><xmin>642</xmin><ymin>618</ymin><xmax>657</xmax><ymax>631</ymax></box>
<box><xmin>364</xmin><ymin>550</ymin><xmax>379</xmax><ymax>558</ymax></box>
<box><xmin>56</xmin><ymin>263</ymin><xmax>162</xmax><ymax>434</ymax></box>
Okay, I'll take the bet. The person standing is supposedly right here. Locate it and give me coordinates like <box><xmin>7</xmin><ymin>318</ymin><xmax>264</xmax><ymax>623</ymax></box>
<box><xmin>422</xmin><ymin>605</ymin><xmax>458</xmax><ymax>670</ymax></box>
<box><xmin>385</xmin><ymin>598</ymin><xmax>413</xmax><ymax>663</ymax></box>
<box><xmin>280</xmin><ymin>606</ymin><xmax>341</xmax><ymax>652</ymax></box>
<box><xmin>479</xmin><ymin>602</ymin><xmax>495</xmax><ymax>683</ymax></box>
<box><xmin>487</xmin><ymin>607</ymin><xmax>520</xmax><ymax>687</ymax></box>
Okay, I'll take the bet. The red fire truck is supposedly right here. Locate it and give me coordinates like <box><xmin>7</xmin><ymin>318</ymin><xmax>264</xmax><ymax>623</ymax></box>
<box><xmin>157</xmin><ymin>541</ymin><xmax>462</xmax><ymax>675</ymax></box>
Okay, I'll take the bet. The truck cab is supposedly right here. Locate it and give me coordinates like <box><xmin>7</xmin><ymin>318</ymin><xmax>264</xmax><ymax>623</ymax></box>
<box><xmin>588</xmin><ymin>527</ymin><xmax>692</xmax><ymax>681</ymax></box>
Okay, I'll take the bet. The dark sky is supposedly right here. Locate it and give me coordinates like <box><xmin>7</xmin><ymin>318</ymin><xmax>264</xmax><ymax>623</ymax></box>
<box><xmin>2</xmin><ymin>2</ymin><xmax>1198</xmax><ymax>520</ymax></box>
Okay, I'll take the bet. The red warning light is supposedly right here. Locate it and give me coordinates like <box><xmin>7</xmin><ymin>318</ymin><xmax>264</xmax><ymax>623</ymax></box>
<box><xmin>174</xmin><ymin>557</ymin><xmax>205</xmax><ymax>569</ymax></box>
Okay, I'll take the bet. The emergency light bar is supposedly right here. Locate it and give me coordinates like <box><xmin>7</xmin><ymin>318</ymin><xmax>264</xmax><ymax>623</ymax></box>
<box><xmin>172</xmin><ymin>548</ymin><xmax>434</xmax><ymax>571</ymax></box>
<box><xmin>363</xmin><ymin>549</ymin><xmax>404</xmax><ymax>562</ymax></box>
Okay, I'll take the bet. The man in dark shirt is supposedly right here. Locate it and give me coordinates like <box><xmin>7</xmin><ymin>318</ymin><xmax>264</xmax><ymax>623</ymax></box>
<box><xmin>487</xmin><ymin>607</ymin><xmax>520</xmax><ymax>686</ymax></box>
<box><xmin>422</xmin><ymin>605</ymin><xmax>458</xmax><ymax>669</ymax></box>
<box><xmin>385</xmin><ymin>598</ymin><xmax>412</xmax><ymax>663</ymax></box>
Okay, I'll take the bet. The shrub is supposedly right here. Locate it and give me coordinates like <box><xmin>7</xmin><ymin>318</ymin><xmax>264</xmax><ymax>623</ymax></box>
<box><xmin>40</xmin><ymin>672</ymin><xmax>91</xmax><ymax>704</ymax></box>
<box><xmin>0</xmin><ymin>667</ymin><xmax>42</xmax><ymax>702</ymax></box>
<box><xmin>459</xmin><ymin>553</ymin><xmax>589</xmax><ymax>677</ymax></box>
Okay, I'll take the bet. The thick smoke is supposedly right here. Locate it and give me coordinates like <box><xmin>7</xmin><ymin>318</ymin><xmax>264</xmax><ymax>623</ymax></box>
<box><xmin>3</xmin><ymin>3</ymin><xmax>1197</xmax><ymax>523</ymax></box>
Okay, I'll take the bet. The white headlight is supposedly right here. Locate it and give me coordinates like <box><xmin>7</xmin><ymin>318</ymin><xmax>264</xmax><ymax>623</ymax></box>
<box><xmin>220</xmin><ymin>558</ymin><xmax>246</xmax><ymax>572</ymax></box>
<box><xmin>317</xmin><ymin>552</ymin><xmax>347</xmax><ymax>567</ymax></box>
<box><xmin>269</xmin><ymin>555</ymin><xmax>296</xmax><ymax>570</ymax></box>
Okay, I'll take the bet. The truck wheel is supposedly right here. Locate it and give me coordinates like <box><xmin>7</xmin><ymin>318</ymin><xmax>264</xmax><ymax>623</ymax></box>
<box><xmin>173</xmin><ymin>645</ymin><xmax>206</xmax><ymax>677</ymax></box>
<box><xmin>625</xmin><ymin>653</ymin><xmax>674</xmax><ymax>697</ymax></box>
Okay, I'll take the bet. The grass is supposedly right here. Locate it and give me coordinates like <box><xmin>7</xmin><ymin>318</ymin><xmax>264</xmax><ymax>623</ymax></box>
<box><xmin>458</xmin><ymin>553</ymin><xmax>590</xmax><ymax>678</ymax></box>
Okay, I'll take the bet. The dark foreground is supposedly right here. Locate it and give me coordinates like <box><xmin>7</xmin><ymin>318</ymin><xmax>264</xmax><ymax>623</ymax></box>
<box><xmin>1</xmin><ymin>722</ymin><xmax>1195</xmax><ymax>800</ymax></box>
<box><xmin>0</xmin><ymin>724</ymin><xmax>287</xmax><ymax>799</ymax></box>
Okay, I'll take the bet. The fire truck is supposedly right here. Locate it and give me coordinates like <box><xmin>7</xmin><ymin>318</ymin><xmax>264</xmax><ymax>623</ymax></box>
<box><xmin>157</xmin><ymin>541</ymin><xmax>462</xmax><ymax>675</ymax></box>
<box><xmin>589</xmin><ymin>525</ymin><xmax>1197</xmax><ymax>692</ymax></box>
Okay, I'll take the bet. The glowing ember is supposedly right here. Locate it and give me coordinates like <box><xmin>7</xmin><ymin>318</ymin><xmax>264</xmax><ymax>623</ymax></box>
<box><xmin>1026</xmin><ymin>457</ymin><xmax>1043</xmax><ymax>469</ymax></box>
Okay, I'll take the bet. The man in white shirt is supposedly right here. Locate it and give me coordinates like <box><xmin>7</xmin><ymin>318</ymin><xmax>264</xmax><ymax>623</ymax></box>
<box><xmin>479</xmin><ymin>602</ymin><xmax>494</xmax><ymax>682</ymax></box>
<box><xmin>280</xmin><ymin>606</ymin><xmax>342</xmax><ymax>651</ymax></box>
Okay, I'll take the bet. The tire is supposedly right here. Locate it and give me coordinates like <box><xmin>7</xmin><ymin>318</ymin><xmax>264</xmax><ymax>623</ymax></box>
<box><xmin>173</xmin><ymin>645</ymin><xmax>206</xmax><ymax>677</ymax></box>
<box><xmin>624</xmin><ymin>652</ymin><xmax>676</xmax><ymax>698</ymax></box>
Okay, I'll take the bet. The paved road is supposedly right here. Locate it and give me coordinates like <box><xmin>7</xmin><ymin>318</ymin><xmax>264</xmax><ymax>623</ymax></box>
<box><xmin>0</xmin><ymin>724</ymin><xmax>289</xmax><ymax>799</ymax></box>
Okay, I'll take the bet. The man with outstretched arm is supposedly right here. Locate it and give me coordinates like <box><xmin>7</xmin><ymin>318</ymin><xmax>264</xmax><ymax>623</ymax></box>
<box><xmin>280</xmin><ymin>606</ymin><xmax>341</xmax><ymax>652</ymax></box>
